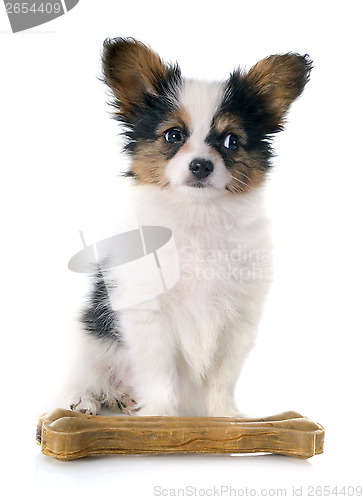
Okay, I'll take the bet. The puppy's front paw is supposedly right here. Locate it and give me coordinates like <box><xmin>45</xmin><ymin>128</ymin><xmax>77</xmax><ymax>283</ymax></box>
<box><xmin>68</xmin><ymin>395</ymin><xmax>101</xmax><ymax>415</ymax></box>
<box><xmin>116</xmin><ymin>394</ymin><xmax>140</xmax><ymax>415</ymax></box>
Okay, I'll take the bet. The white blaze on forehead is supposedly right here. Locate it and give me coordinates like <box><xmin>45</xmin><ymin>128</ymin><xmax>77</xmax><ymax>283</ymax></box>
<box><xmin>178</xmin><ymin>79</ymin><xmax>225</xmax><ymax>142</ymax></box>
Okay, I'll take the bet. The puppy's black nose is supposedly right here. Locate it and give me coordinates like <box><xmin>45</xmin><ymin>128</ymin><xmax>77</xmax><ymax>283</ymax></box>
<box><xmin>189</xmin><ymin>158</ymin><xmax>214</xmax><ymax>179</ymax></box>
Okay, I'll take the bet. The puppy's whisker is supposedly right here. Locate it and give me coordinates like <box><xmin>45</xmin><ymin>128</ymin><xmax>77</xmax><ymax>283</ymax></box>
<box><xmin>231</xmin><ymin>175</ymin><xmax>248</xmax><ymax>187</ymax></box>
<box><xmin>231</xmin><ymin>175</ymin><xmax>251</xmax><ymax>193</ymax></box>
<box><xmin>239</xmin><ymin>171</ymin><xmax>251</xmax><ymax>182</ymax></box>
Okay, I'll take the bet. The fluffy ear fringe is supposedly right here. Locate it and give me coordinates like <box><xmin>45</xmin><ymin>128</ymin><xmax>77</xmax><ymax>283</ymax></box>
<box><xmin>102</xmin><ymin>37</ymin><xmax>180</xmax><ymax>120</ymax></box>
<box><xmin>244</xmin><ymin>53</ymin><xmax>313</xmax><ymax>130</ymax></box>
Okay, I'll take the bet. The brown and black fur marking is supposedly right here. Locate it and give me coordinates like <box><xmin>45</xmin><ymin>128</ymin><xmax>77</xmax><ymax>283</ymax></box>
<box><xmin>217</xmin><ymin>53</ymin><xmax>313</xmax><ymax>193</ymax></box>
<box><xmin>102</xmin><ymin>38</ymin><xmax>182</xmax><ymax>164</ymax></box>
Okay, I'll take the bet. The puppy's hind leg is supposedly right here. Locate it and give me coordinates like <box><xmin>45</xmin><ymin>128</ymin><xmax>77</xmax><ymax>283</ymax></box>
<box><xmin>62</xmin><ymin>350</ymin><xmax>102</xmax><ymax>415</ymax></box>
<box><xmin>62</xmin><ymin>334</ymin><xmax>129</xmax><ymax>415</ymax></box>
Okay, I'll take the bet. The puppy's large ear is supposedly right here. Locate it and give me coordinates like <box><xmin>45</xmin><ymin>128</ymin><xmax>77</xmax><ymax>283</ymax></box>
<box><xmin>245</xmin><ymin>53</ymin><xmax>313</xmax><ymax>132</ymax></box>
<box><xmin>102</xmin><ymin>38</ymin><xmax>176</xmax><ymax>119</ymax></box>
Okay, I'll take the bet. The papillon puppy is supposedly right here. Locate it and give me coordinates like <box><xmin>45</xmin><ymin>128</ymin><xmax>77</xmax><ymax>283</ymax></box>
<box><xmin>64</xmin><ymin>39</ymin><xmax>312</xmax><ymax>416</ymax></box>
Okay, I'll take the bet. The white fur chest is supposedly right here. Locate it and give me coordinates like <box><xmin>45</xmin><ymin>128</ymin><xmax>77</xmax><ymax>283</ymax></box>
<box><xmin>122</xmin><ymin>185</ymin><xmax>271</xmax><ymax>376</ymax></box>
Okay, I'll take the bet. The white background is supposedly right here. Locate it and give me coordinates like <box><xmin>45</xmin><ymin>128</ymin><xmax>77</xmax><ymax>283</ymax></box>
<box><xmin>1</xmin><ymin>1</ymin><xmax>364</xmax><ymax>498</ymax></box>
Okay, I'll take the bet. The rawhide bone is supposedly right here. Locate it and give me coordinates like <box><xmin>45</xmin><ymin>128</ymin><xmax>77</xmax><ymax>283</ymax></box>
<box><xmin>36</xmin><ymin>408</ymin><xmax>324</xmax><ymax>461</ymax></box>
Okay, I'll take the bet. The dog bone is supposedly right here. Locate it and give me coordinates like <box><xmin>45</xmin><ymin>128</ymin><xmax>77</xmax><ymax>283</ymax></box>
<box><xmin>36</xmin><ymin>408</ymin><xmax>324</xmax><ymax>461</ymax></box>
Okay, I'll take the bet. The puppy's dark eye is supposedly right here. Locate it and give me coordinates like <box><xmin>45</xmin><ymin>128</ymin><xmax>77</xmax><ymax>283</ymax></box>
<box><xmin>223</xmin><ymin>133</ymin><xmax>239</xmax><ymax>150</ymax></box>
<box><xmin>164</xmin><ymin>128</ymin><xmax>183</xmax><ymax>144</ymax></box>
